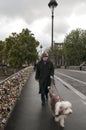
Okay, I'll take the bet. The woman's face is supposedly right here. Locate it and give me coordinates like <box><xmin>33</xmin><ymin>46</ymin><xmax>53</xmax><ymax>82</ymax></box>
<box><xmin>42</xmin><ymin>56</ymin><xmax>48</xmax><ymax>61</ymax></box>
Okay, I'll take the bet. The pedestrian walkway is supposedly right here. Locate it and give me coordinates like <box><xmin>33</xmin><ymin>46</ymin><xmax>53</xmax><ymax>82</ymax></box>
<box><xmin>4</xmin><ymin>72</ymin><xmax>59</xmax><ymax>130</ymax></box>
<box><xmin>4</xmin><ymin>71</ymin><xmax>86</xmax><ymax>130</ymax></box>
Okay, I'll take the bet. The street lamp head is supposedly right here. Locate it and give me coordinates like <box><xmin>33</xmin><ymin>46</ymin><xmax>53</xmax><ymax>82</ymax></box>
<box><xmin>40</xmin><ymin>45</ymin><xmax>43</xmax><ymax>49</ymax></box>
<box><xmin>48</xmin><ymin>0</ymin><xmax>58</xmax><ymax>8</ymax></box>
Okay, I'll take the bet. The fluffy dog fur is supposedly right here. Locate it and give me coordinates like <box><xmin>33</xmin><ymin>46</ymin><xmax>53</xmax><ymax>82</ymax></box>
<box><xmin>48</xmin><ymin>87</ymin><xmax>73</xmax><ymax>127</ymax></box>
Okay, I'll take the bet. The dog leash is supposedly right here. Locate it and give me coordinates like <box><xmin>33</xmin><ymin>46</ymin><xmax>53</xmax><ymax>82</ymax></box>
<box><xmin>51</xmin><ymin>77</ymin><xmax>57</xmax><ymax>90</ymax></box>
<box><xmin>51</xmin><ymin>77</ymin><xmax>63</xmax><ymax>100</ymax></box>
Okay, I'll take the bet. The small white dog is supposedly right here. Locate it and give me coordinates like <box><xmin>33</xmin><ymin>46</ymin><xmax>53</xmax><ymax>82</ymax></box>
<box><xmin>48</xmin><ymin>87</ymin><xmax>73</xmax><ymax>127</ymax></box>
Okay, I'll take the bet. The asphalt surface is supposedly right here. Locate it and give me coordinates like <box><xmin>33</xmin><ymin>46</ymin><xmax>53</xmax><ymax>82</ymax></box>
<box><xmin>55</xmin><ymin>69</ymin><xmax>86</xmax><ymax>96</ymax></box>
<box><xmin>4</xmin><ymin>72</ymin><xmax>86</xmax><ymax>130</ymax></box>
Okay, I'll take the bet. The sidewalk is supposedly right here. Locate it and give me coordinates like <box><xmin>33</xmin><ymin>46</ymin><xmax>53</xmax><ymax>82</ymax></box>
<box><xmin>4</xmin><ymin>72</ymin><xmax>59</xmax><ymax>130</ymax></box>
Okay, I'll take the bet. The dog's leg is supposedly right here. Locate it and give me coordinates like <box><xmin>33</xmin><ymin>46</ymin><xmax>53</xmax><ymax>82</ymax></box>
<box><xmin>59</xmin><ymin>116</ymin><xmax>65</xmax><ymax>128</ymax></box>
<box><xmin>54</xmin><ymin>117</ymin><xmax>60</xmax><ymax>122</ymax></box>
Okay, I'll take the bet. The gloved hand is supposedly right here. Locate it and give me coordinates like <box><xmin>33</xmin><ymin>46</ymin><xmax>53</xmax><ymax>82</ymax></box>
<box><xmin>50</xmin><ymin>75</ymin><xmax>53</xmax><ymax>79</ymax></box>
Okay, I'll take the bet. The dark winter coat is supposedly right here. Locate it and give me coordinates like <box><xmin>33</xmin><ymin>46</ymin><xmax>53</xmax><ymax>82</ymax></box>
<box><xmin>35</xmin><ymin>59</ymin><xmax>54</xmax><ymax>94</ymax></box>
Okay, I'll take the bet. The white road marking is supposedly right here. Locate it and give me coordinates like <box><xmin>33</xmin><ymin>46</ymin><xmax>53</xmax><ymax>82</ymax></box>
<box><xmin>80</xmin><ymin>99</ymin><xmax>86</xmax><ymax>105</ymax></box>
<box><xmin>55</xmin><ymin>75</ymin><xmax>86</xmax><ymax>100</ymax></box>
<box><xmin>56</xmin><ymin>72</ymin><xmax>86</xmax><ymax>85</ymax></box>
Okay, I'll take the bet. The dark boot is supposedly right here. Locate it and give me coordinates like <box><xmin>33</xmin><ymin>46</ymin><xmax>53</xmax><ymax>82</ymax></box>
<box><xmin>45</xmin><ymin>93</ymin><xmax>48</xmax><ymax>101</ymax></box>
<box><xmin>41</xmin><ymin>94</ymin><xmax>45</xmax><ymax>106</ymax></box>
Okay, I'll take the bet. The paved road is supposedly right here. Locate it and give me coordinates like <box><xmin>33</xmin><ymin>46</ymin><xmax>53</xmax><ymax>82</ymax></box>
<box><xmin>4</xmin><ymin>71</ymin><xmax>86</xmax><ymax>130</ymax></box>
<box><xmin>55</xmin><ymin>69</ymin><xmax>86</xmax><ymax>96</ymax></box>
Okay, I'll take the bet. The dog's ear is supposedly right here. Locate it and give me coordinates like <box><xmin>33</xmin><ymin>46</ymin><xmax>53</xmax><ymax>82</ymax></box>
<box><xmin>55</xmin><ymin>106</ymin><xmax>64</xmax><ymax>116</ymax></box>
<box><xmin>60</xmin><ymin>106</ymin><xmax>64</xmax><ymax>110</ymax></box>
<box><xmin>59</xmin><ymin>106</ymin><xmax>64</xmax><ymax>115</ymax></box>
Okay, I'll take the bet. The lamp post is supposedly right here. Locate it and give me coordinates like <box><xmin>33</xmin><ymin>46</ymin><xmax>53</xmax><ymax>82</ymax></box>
<box><xmin>48</xmin><ymin>0</ymin><xmax>58</xmax><ymax>50</ymax></box>
<box><xmin>40</xmin><ymin>44</ymin><xmax>43</xmax><ymax>56</ymax></box>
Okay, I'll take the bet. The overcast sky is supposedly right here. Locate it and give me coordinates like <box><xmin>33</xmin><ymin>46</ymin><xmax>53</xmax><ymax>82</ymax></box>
<box><xmin>0</xmin><ymin>0</ymin><xmax>86</xmax><ymax>51</ymax></box>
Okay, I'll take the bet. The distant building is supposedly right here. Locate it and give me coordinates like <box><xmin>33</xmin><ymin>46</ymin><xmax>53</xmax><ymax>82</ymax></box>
<box><xmin>54</xmin><ymin>42</ymin><xmax>64</xmax><ymax>67</ymax></box>
<box><xmin>54</xmin><ymin>42</ymin><xmax>63</xmax><ymax>49</ymax></box>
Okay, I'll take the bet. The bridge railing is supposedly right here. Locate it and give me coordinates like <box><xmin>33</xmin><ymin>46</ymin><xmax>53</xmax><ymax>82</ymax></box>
<box><xmin>0</xmin><ymin>66</ymin><xmax>33</xmax><ymax>129</ymax></box>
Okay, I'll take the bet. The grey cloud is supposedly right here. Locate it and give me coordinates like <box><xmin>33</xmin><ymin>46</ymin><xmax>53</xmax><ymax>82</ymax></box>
<box><xmin>0</xmin><ymin>0</ymin><xmax>48</xmax><ymax>22</ymax></box>
<box><xmin>73</xmin><ymin>3</ymin><xmax>86</xmax><ymax>16</ymax></box>
<box><xmin>0</xmin><ymin>0</ymin><xmax>86</xmax><ymax>24</ymax></box>
<box><xmin>55</xmin><ymin>0</ymin><xmax>86</xmax><ymax>17</ymax></box>
<box><xmin>54</xmin><ymin>18</ymin><xmax>70</xmax><ymax>34</ymax></box>
<box><xmin>0</xmin><ymin>0</ymin><xmax>86</xmax><ymax>44</ymax></box>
